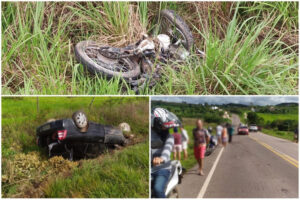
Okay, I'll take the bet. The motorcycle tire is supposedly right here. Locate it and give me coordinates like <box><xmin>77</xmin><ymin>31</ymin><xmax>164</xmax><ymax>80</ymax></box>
<box><xmin>75</xmin><ymin>41</ymin><xmax>141</xmax><ymax>79</ymax></box>
<box><xmin>159</xmin><ymin>9</ymin><xmax>194</xmax><ymax>51</ymax></box>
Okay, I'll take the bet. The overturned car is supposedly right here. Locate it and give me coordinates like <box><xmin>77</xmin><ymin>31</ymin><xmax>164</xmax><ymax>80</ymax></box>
<box><xmin>36</xmin><ymin>111</ymin><xmax>126</xmax><ymax>160</ymax></box>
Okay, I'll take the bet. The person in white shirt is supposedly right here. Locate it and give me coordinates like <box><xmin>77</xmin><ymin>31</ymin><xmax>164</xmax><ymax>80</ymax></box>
<box><xmin>180</xmin><ymin>125</ymin><xmax>189</xmax><ymax>159</ymax></box>
<box><xmin>216</xmin><ymin>125</ymin><xmax>223</xmax><ymax>145</ymax></box>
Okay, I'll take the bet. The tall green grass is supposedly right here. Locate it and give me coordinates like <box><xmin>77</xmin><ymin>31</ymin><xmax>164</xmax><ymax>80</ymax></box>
<box><xmin>139</xmin><ymin>2</ymin><xmax>148</xmax><ymax>28</ymax></box>
<box><xmin>155</xmin><ymin>3</ymin><xmax>298</xmax><ymax>94</ymax></box>
<box><xmin>44</xmin><ymin>142</ymin><xmax>149</xmax><ymax>198</ymax></box>
<box><xmin>257</xmin><ymin>113</ymin><xmax>298</xmax><ymax>122</ymax></box>
<box><xmin>2</xmin><ymin>2</ymin><xmax>298</xmax><ymax>95</ymax></box>
<box><xmin>262</xmin><ymin>128</ymin><xmax>294</xmax><ymax>141</ymax></box>
<box><xmin>240</xmin><ymin>2</ymin><xmax>298</xmax><ymax>30</ymax></box>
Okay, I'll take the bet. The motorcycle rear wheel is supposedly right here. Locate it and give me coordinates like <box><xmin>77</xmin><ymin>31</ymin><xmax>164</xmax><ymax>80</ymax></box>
<box><xmin>75</xmin><ymin>41</ymin><xmax>141</xmax><ymax>79</ymax></box>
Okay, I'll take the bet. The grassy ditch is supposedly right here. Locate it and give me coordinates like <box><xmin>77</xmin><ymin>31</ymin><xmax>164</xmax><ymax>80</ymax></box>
<box><xmin>2</xmin><ymin>97</ymin><xmax>149</xmax><ymax>198</ymax></box>
<box><xmin>262</xmin><ymin>128</ymin><xmax>294</xmax><ymax>141</ymax></box>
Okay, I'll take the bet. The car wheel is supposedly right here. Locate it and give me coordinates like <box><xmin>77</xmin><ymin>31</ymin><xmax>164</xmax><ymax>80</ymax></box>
<box><xmin>72</xmin><ymin>111</ymin><xmax>88</xmax><ymax>130</ymax></box>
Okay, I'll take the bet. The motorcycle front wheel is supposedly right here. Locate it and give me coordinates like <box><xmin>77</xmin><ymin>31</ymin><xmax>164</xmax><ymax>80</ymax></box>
<box><xmin>159</xmin><ymin>9</ymin><xmax>194</xmax><ymax>51</ymax></box>
<box><xmin>75</xmin><ymin>41</ymin><xmax>141</xmax><ymax>79</ymax></box>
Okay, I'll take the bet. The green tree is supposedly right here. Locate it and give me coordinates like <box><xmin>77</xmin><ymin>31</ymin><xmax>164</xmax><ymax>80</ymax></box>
<box><xmin>247</xmin><ymin>112</ymin><xmax>264</xmax><ymax>126</ymax></box>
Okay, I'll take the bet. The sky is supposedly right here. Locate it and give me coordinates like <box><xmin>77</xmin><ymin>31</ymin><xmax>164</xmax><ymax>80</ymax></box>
<box><xmin>151</xmin><ymin>96</ymin><xmax>299</xmax><ymax>106</ymax></box>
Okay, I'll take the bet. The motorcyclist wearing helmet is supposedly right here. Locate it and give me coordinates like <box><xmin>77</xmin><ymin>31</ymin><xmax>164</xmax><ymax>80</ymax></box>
<box><xmin>151</xmin><ymin>107</ymin><xmax>181</xmax><ymax>198</ymax></box>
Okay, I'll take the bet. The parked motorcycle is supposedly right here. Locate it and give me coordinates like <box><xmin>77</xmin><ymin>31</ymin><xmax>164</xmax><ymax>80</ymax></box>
<box><xmin>151</xmin><ymin>160</ymin><xmax>183</xmax><ymax>198</ymax></box>
<box><xmin>151</xmin><ymin>131</ymin><xmax>183</xmax><ymax>198</ymax></box>
<box><xmin>75</xmin><ymin>9</ymin><xmax>194</xmax><ymax>92</ymax></box>
<box><xmin>205</xmin><ymin>127</ymin><xmax>218</xmax><ymax>156</ymax></box>
<box><xmin>205</xmin><ymin>135</ymin><xmax>218</xmax><ymax>156</ymax></box>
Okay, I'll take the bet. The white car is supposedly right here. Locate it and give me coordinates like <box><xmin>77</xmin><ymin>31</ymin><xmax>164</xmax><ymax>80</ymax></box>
<box><xmin>249</xmin><ymin>124</ymin><xmax>258</xmax><ymax>132</ymax></box>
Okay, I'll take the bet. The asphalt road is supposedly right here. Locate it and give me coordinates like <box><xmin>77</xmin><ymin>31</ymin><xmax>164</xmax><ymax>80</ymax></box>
<box><xmin>178</xmin><ymin>114</ymin><xmax>298</xmax><ymax>198</ymax></box>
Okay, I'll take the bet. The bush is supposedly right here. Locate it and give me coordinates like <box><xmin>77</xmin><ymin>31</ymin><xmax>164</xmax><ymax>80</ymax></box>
<box><xmin>270</xmin><ymin>119</ymin><xmax>298</xmax><ymax>131</ymax></box>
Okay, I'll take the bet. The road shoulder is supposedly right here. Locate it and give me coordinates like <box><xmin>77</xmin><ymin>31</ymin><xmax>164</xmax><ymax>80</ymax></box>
<box><xmin>178</xmin><ymin>146</ymin><xmax>223</xmax><ymax>198</ymax></box>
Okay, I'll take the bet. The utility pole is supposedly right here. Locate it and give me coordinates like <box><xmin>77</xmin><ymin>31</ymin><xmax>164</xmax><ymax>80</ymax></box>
<box><xmin>89</xmin><ymin>97</ymin><xmax>95</xmax><ymax>110</ymax></box>
<box><xmin>37</xmin><ymin>97</ymin><xmax>39</xmax><ymax>113</ymax></box>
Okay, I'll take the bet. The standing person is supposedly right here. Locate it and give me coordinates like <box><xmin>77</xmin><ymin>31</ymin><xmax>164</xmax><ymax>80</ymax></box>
<box><xmin>294</xmin><ymin>127</ymin><xmax>298</xmax><ymax>143</ymax></box>
<box><xmin>216</xmin><ymin>124</ymin><xmax>223</xmax><ymax>145</ymax></box>
<box><xmin>193</xmin><ymin>119</ymin><xmax>210</xmax><ymax>176</ymax></box>
<box><xmin>227</xmin><ymin>123</ymin><xmax>234</xmax><ymax>143</ymax></box>
<box><xmin>222</xmin><ymin>125</ymin><xmax>228</xmax><ymax>147</ymax></box>
<box><xmin>180</xmin><ymin>125</ymin><xmax>189</xmax><ymax>159</ymax></box>
<box><xmin>172</xmin><ymin>127</ymin><xmax>182</xmax><ymax>160</ymax></box>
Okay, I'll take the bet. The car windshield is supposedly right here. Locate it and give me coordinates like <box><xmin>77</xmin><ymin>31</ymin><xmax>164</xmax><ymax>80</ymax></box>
<box><xmin>240</xmin><ymin>126</ymin><xmax>248</xmax><ymax>128</ymax></box>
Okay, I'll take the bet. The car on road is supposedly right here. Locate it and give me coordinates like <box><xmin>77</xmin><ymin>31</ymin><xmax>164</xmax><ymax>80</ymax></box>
<box><xmin>36</xmin><ymin>111</ymin><xmax>126</xmax><ymax>160</ymax></box>
<box><xmin>238</xmin><ymin>125</ymin><xmax>249</xmax><ymax>135</ymax></box>
<box><xmin>249</xmin><ymin>124</ymin><xmax>258</xmax><ymax>132</ymax></box>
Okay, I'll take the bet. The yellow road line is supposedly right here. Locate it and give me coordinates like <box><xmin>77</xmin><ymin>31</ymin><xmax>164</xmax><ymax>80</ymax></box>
<box><xmin>284</xmin><ymin>154</ymin><xmax>299</xmax><ymax>164</ymax></box>
<box><xmin>249</xmin><ymin>136</ymin><xmax>298</xmax><ymax>168</ymax></box>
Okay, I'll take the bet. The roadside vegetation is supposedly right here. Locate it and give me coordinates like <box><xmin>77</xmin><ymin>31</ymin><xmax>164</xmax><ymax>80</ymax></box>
<box><xmin>152</xmin><ymin>100</ymin><xmax>231</xmax><ymax>124</ymax></box>
<box><xmin>261</xmin><ymin>128</ymin><xmax>294</xmax><ymax>141</ymax></box>
<box><xmin>245</xmin><ymin>104</ymin><xmax>298</xmax><ymax>141</ymax></box>
<box><xmin>2</xmin><ymin>2</ymin><xmax>298</xmax><ymax>95</ymax></box>
<box><xmin>2</xmin><ymin>97</ymin><xmax>149</xmax><ymax>198</ymax></box>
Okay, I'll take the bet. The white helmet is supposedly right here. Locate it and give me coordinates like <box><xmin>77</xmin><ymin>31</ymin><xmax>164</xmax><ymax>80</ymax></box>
<box><xmin>151</xmin><ymin>107</ymin><xmax>181</xmax><ymax>129</ymax></box>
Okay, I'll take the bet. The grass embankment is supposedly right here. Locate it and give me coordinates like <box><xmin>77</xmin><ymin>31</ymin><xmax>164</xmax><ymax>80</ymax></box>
<box><xmin>2</xmin><ymin>2</ymin><xmax>298</xmax><ymax>95</ymax></box>
<box><xmin>2</xmin><ymin>97</ymin><xmax>149</xmax><ymax>198</ymax></box>
<box><xmin>257</xmin><ymin>113</ymin><xmax>298</xmax><ymax>121</ymax></box>
<box><xmin>261</xmin><ymin>128</ymin><xmax>294</xmax><ymax>141</ymax></box>
<box><xmin>257</xmin><ymin>113</ymin><xmax>298</xmax><ymax>141</ymax></box>
<box><xmin>44</xmin><ymin>142</ymin><xmax>149</xmax><ymax>198</ymax></box>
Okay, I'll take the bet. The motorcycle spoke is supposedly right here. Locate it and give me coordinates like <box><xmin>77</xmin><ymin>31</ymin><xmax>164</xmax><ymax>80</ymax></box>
<box><xmin>84</xmin><ymin>47</ymin><xmax>132</xmax><ymax>73</ymax></box>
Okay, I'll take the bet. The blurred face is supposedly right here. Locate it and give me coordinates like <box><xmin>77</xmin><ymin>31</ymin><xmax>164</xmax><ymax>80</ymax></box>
<box><xmin>196</xmin><ymin>120</ymin><xmax>203</xmax><ymax>129</ymax></box>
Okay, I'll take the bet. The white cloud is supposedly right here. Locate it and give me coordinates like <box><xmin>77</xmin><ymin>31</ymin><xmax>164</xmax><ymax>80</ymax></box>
<box><xmin>151</xmin><ymin>96</ymin><xmax>299</xmax><ymax>106</ymax></box>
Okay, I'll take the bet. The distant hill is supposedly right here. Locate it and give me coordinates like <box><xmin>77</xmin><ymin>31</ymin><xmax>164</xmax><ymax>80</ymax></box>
<box><xmin>275</xmin><ymin>102</ymin><xmax>298</xmax><ymax>107</ymax></box>
<box><xmin>221</xmin><ymin>103</ymin><xmax>249</xmax><ymax>107</ymax></box>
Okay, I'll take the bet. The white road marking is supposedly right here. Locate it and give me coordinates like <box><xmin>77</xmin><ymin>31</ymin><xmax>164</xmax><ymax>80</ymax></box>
<box><xmin>197</xmin><ymin>147</ymin><xmax>224</xmax><ymax>198</ymax></box>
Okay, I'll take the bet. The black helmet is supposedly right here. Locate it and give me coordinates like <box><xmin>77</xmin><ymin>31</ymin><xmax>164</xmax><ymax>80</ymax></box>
<box><xmin>151</xmin><ymin>107</ymin><xmax>181</xmax><ymax>129</ymax></box>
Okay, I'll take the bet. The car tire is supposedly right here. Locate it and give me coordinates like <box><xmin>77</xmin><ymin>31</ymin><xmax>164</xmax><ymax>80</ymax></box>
<box><xmin>72</xmin><ymin>111</ymin><xmax>88</xmax><ymax>131</ymax></box>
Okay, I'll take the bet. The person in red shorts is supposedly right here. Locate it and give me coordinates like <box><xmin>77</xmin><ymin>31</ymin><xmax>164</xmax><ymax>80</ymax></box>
<box><xmin>193</xmin><ymin>119</ymin><xmax>210</xmax><ymax>176</ymax></box>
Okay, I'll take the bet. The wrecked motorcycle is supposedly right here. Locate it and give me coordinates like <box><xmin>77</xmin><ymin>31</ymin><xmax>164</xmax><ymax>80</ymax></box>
<box><xmin>75</xmin><ymin>9</ymin><xmax>194</xmax><ymax>92</ymax></box>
